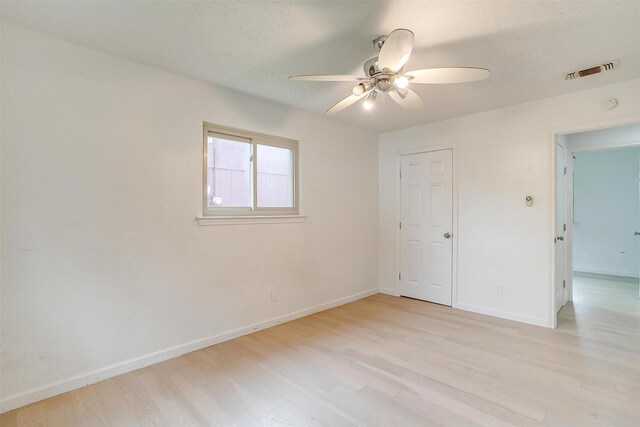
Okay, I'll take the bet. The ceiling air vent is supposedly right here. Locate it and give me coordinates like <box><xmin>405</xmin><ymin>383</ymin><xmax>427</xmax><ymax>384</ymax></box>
<box><xmin>565</xmin><ymin>60</ymin><xmax>619</xmax><ymax>80</ymax></box>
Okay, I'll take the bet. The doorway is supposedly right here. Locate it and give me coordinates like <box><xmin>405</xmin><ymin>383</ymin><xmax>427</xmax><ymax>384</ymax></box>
<box><xmin>553</xmin><ymin>123</ymin><xmax>640</xmax><ymax>325</ymax></box>
<box><xmin>399</xmin><ymin>149</ymin><xmax>454</xmax><ymax>305</ymax></box>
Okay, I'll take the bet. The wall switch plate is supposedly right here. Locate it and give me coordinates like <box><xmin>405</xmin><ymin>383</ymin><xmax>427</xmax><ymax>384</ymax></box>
<box><xmin>270</xmin><ymin>290</ymin><xmax>278</xmax><ymax>302</ymax></box>
<box><xmin>496</xmin><ymin>284</ymin><xmax>504</xmax><ymax>294</ymax></box>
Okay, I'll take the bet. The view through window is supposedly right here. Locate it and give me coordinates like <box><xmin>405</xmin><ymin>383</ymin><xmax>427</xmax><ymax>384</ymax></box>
<box><xmin>203</xmin><ymin>124</ymin><xmax>298</xmax><ymax>216</ymax></box>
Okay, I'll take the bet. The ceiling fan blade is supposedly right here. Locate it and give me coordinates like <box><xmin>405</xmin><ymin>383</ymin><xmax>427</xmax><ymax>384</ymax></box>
<box><xmin>325</xmin><ymin>93</ymin><xmax>365</xmax><ymax>115</ymax></box>
<box><xmin>378</xmin><ymin>28</ymin><xmax>414</xmax><ymax>73</ymax></box>
<box><xmin>389</xmin><ymin>88</ymin><xmax>424</xmax><ymax>110</ymax></box>
<box><xmin>289</xmin><ymin>74</ymin><xmax>364</xmax><ymax>82</ymax></box>
<box><xmin>406</xmin><ymin>67</ymin><xmax>490</xmax><ymax>84</ymax></box>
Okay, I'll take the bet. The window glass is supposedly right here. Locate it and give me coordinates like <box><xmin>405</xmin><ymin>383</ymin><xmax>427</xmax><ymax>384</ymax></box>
<box><xmin>256</xmin><ymin>144</ymin><xmax>294</xmax><ymax>208</ymax></box>
<box><xmin>206</xmin><ymin>135</ymin><xmax>251</xmax><ymax>208</ymax></box>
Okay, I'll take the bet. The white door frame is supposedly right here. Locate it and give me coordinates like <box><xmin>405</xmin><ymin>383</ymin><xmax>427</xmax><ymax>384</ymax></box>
<box><xmin>555</xmin><ymin>139</ymin><xmax>568</xmax><ymax>313</ymax></box>
<box><xmin>394</xmin><ymin>143</ymin><xmax>459</xmax><ymax>306</ymax></box>
<box><xmin>549</xmin><ymin>115</ymin><xmax>640</xmax><ymax>328</ymax></box>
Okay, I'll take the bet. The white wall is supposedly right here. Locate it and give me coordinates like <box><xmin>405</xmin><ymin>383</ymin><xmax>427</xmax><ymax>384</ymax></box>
<box><xmin>0</xmin><ymin>25</ymin><xmax>379</xmax><ymax>410</ymax></box>
<box><xmin>572</xmin><ymin>145</ymin><xmax>640</xmax><ymax>278</ymax></box>
<box><xmin>379</xmin><ymin>78</ymin><xmax>640</xmax><ymax>327</ymax></box>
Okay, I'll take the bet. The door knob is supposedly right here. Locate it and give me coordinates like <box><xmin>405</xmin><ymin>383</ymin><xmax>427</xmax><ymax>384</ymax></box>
<box><xmin>635</xmin><ymin>231</ymin><xmax>640</xmax><ymax>236</ymax></box>
<box><xmin>444</xmin><ymin>232</ymin><xmax>452</xmax><ymax>239</ymax></box>
<box><xmin>556</xmin><ymin>236</ymin><xmax>564</xmax><ymax>241</ymax></box>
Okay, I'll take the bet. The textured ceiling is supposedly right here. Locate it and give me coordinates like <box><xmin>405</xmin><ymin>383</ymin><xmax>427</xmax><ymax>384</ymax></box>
<box><xmin>2</xmin><ymin>1</ymin><xmax>640</xmax><ymax>132</ymax></box>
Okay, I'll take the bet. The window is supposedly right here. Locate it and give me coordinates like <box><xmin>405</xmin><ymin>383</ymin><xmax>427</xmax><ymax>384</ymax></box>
<box><xmin>203</xmin><ymin>123</ymin><xmax>298</xmax><ymax>216</ymax></box>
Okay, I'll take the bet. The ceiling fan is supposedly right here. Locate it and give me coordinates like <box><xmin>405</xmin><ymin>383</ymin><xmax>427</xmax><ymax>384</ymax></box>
<box><xmin>289</xmin><ymin>29</ymin><xmax>490</xmax><ymax>115</ymax></box>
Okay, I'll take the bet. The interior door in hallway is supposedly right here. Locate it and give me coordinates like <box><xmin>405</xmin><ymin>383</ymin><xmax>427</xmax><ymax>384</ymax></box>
<box><xmin>400</xmin><ymin>149</ymin><xmax>453</xmax><ymax>305</ymax></box>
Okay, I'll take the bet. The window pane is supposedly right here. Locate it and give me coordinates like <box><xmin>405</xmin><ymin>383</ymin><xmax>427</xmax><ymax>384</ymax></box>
<box><xmin>257</xmin><ymin>144</ymin><xmax>294</xmax><ymax>208</ymax></box>
<box><xmin>207</xmin><ymin>136</ymin><xmax>251</xmax><ymax>208</ymax></box>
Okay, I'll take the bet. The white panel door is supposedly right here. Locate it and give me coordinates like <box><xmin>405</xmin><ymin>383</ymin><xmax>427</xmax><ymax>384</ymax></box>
<box><xmin>555</xmin><ymin>143</ymin><xmax>566</xmax><ymax>313</ymax></box>
<box><xmin>400</xmin><ymin>149</ymin><xmax>453</xmax><ymax>305</ymax></box>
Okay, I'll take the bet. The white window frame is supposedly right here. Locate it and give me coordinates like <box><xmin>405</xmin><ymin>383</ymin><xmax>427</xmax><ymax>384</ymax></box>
<box><xmin>202</xmin><ymin>122</ymin><xmax>299</xmax><ymax>217</ymax></box>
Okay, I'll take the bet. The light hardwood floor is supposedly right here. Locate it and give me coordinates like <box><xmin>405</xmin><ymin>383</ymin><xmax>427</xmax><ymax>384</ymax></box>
<box><xmin>3</xmin><ymin>275</ymin><xmax>639</xmax><ymax>426</ymax></box>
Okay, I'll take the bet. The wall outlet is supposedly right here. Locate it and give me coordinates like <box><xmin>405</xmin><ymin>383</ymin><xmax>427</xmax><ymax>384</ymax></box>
<box><xmin>270</xmin><ymin>290</ymin><xmax>278</xmax><ymax>302</ymax></box>
<box><xmin>496</xmin><ymin>284</ymin><xmax>504</xmax><ymax>294</ymax></box>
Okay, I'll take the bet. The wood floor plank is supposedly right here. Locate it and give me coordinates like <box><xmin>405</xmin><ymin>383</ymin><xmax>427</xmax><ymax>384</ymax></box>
<box><xmin>135</xmin><ymin>369</ymin><xmax>204</xmax><ymax>426</ymax></box>
<box><xmin>162</xmin><ymin>372</ymin><xmax>232</xmax><ymax>426</ymax></box>
<box><xmin>4</xmin><ymin>273</ymin><xmax>639</xmax><ymax>426</ymax></box>
<box><xmin>0</xmin><ymin>410</ymin><xmax>18</xmax><ymax>427</ymax></box>
<box><xmin>110</xmin><ymin>373</ymin><xmax>170</xmax><ymax>427</ymax></box>
<box><xmin>70</xmin><ymin>386</ymin><xmax>109</xmax><ymax>427</ymax></box>
<box><xmin>45</xmin><ymin>394</ymin><xmax>79</xmax><ymax>427</ymax></box>
<box><xmin>14</xmin><ymin>400</ymin><xmax>48</xmax><ymax>427</ymax></box>
<box><xmin>91</xmin><ymin>378</ymin><xmax>140</xmax><ymax>427</ymax></box>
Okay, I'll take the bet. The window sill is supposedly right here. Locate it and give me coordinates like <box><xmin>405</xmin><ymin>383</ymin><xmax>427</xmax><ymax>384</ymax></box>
<box><xmin>195</xmin><ymin>215</ymin><xmax>306</xmax><ymax>226</ymax></box>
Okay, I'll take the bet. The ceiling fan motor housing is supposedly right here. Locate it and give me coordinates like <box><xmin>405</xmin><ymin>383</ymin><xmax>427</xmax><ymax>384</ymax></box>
<box><xmin>373</xmin><ymin>35</ymin><xmax>388</xmax><ymax>51</ymax></box>
<box><xmin>364</xmin><ymin>57</ymin><xmax>380</xmax><ymax>77</ymax></box>
<box><xmin>376</xmin><ymin>79</ymin><xmax>394</xmax><ymax>92</ymax></box>
<box><xmin>362</xmin><ymin>57</ymin><xmax>403</xmax><ymax>93</ymax></box>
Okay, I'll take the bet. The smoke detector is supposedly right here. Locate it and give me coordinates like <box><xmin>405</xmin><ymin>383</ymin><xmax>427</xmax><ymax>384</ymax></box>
<box><xmin>565</xmin><ymin>60</ymin><xmax>619</xmax><ymax>80</ymax></box>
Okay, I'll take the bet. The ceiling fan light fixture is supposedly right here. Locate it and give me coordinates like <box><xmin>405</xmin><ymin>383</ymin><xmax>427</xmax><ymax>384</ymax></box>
<box><xmin>394</xmin><ymin>75</ymin><xmax>409</xmax><ymax>89</ymax></box>
<box><xmin>353</xmin><ymin>83</ymin><xmax>366</xmax><ymax>96</ymax></box>
<box><xmin>352</xmin><ymin>81</ymin><xmax>373</xmax><ymax>96</ymax></box>
<box><xmin>363</xmin><ymin>91</ymin><xmax>377</xmax><ymax>110</ymax></box>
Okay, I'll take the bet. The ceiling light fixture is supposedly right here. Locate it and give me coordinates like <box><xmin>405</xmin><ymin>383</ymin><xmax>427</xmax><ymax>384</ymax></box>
<box><xmin>352</xmin><ymin>81</ymin><xmax>373</xmax><ymax>96</ymax></box>
<box><xmin>394</xmin><ymin>75</ymin><xmax>409</xmax><ymax>89</ymax></box>
<box><xmin>363</xmin><ymin>91</ymin><xmax>377</xmax><ymax>110</ymax></box>
<box><xmin>353</xmin><ymin>83</ymin><xmax>366</xmax><ymax>96</ymax></box>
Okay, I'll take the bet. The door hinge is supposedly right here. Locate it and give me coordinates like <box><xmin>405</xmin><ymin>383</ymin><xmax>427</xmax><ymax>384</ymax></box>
<box><xmin>563</xmin><ymin>223</ymin><xmax>566</xmax><ymax>231</ymax></box>
<box><xmin>399</xmin><ymin>170</ymin><xmax>402</xmax><ymax>179</ymax></box>
<box><xmin>563</xmin><ymin>280</ymin><xmax>566</xmax><ymax>289</ymax></box>
<box><xmin>399</xmin><ymin>222</ymin><xmax>402</xmax><ymax>230</ymax></box>
<box><xmin>564</xmin><ymin>166</ymin><xmax>567</xmax><ymax>175</ymax></box>
<box><xmin>399</xmin><ymin>273</ymin><xmax>401</xmax><ymax>280</ymax></box>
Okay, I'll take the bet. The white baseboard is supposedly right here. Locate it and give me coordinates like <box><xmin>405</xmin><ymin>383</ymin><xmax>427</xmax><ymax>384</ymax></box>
<box><xmin>454</xmin><ymin>302</ymin><xmax>549</xmax><ymax>328</ymax></box>
<box><xmin>0</xmin><ymin>288</ymin><xmax>378</xmax><ymax>414</ymax></box>
<box><xmin>573</xmin><ymin>267</ymin><xmax>639</xmax><ymax>279</ymax></box>
<box><xmin>379</xmin><ymin>287</ymin><xmax>399</xmax><ymax>296</ymax></box>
